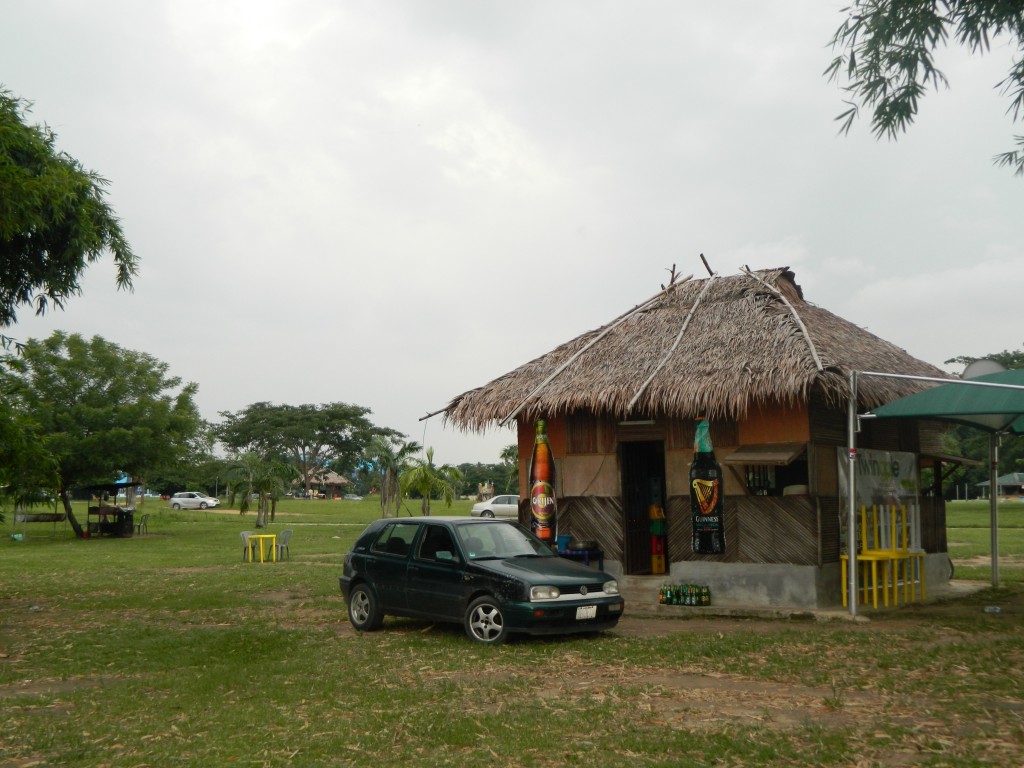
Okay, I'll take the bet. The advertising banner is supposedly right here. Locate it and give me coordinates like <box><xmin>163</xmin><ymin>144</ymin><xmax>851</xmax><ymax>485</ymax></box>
<box><xmin>836</xmin><ymin>448</ymin><xmax>919</xmax><ymax>550</ymax></box>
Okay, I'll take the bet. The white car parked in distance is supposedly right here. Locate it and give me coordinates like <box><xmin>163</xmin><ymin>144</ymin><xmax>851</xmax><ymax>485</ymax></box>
<box><xmin>469</xmin><ymin>494</ymin><xmax>520</xmax><ymax>518</ymax></box>
<box><xmin>169</xmin><ymin>491</ymin><xmax>220</xmax><ymax>510</ymax></box>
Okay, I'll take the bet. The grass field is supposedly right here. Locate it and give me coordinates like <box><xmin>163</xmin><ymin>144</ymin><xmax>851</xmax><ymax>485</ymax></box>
<box><xmin>2</xmin><ymin>497</ymin><xmax>1023</xmax><ymax>767</ymax></box>
<box><xmin>946</xmin><ymin>499</ymin><xmax>1024</xmax><ymax>582</ymax></box>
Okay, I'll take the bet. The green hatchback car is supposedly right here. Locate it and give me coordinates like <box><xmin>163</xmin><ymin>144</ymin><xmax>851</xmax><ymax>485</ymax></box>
<box><xmin>340</xmin><ymin>517</ymin><xmax>624</xmax><ymax>644</ymax></box>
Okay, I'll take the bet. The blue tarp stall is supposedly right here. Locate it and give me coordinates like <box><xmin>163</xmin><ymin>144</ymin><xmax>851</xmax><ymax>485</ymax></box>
<box><xmin>846</xmin><ymin>368</ymin><xmax>1024</xmax><ymax>614</ymax></box>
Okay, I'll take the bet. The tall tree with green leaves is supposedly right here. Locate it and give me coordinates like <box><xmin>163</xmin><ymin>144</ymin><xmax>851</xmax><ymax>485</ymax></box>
<box><xmin>217</xmin><ymin>402</ymin><xmax>395</xmax><ymax>495</ymax></box>
<box><xmin>364</xmin><ymin>435</ymin><xmax>421</xmax><ymax>518</ymax></box>
<box><xmin>400</xmin><ymin>447</ymin><xmax>463</xmax><ymax>516</ymax></box>
<box><xmin>945</xmin><ymin>347</ymin><xmax>1024</xmax><ymax>371</ymax></box>
<box><xmin>0</xmin><ymin>88</ymin><xmax>137</xmax><ymax>333</ymax></box>
<box><xmin>1</xmin><ymin>332</ymin><xmax>203</xmax><ymax>536</ymax></box>
<box><xmin>0</xmin><ymin>399</ymin><xmax>57</xmax><ymax>520</ymax></box>
<box><xmin>826</xmin><ymin>1</ymin><xmax>1024</xmax><ymax>174</ymax></box>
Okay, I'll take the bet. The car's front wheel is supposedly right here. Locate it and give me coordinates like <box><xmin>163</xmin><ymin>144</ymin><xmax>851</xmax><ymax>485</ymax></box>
<box><xmin>171</xmin><ymin>503</ymin><xmax>181</xmax><ymax>510</ymax></box>
<box><xmin>348</xmin><ymin>584</ymin><xmax>383</xmax><ymax>631</ymax></box>
<box><xmin>199</xmin><ymin>502</ymin><xmax>208</xmax><ymax>509</ymax></box>
<box><xmin>481</xmin><ymin>510</ymin><xmax>494</xmax><ymax>518</ymax></box>
<box><xmin>465</xmin><ymin>596</ymin><xmax>508</xmax><ymax>644</ymax></box>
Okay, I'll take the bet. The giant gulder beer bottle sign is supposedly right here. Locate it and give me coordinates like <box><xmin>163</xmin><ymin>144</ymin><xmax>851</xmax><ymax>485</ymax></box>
<box><xmin>530</xmin><ymin>418</ymin><xmax>556</xmax><ymax>542</ymax></box>
<box><xmin>690</xmin><ymin>419</ymin><xmax>725</xmax><ymax>554</ymax></box>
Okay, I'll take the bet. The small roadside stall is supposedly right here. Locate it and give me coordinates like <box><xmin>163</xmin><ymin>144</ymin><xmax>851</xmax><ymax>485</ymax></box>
<box><xmin>84</xmin><ymin>482</ymin><xmax>136</xmax><ymax>538</ymax></box>
<box><xmin>850</xmin><ymin>366</ymin><xmax>1024</xmax><ymax>612</ymax></box>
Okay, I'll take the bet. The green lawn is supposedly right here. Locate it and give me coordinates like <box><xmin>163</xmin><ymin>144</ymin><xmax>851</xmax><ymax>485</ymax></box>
<box><xmin>946</xmin><ymin>499</ymin><xmax>1024</xmax><ymax>582</ymax></box>
<box><xmin>2</xmin><ymin>498</ymin><xmax>1023</xmax><ymax>767</ymax></box>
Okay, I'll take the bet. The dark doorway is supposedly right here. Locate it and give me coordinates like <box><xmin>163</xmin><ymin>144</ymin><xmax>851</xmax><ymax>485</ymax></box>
<box><xmin>620</xmin><ymin>441</ymin><xmax>666</xmax><ymax>575</ymax></box>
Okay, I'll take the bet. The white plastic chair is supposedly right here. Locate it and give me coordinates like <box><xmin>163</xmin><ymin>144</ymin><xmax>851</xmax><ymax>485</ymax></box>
<box><xmin>240</xmin><ymin>531</ymin><xmax>255</xmax><ymax>561</ymax></box>
<box><xmin>274</xmin><ymin>529</ymin><xmax>293</xmax><ymax>560</ymax></box>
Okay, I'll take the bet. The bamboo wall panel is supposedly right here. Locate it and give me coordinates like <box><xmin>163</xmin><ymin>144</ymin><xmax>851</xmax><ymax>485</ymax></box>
<box><xmin>809</xmin><ymin>389</ymin><xmax>846</xmax><ymax>445</ymax></box>
<box><xmin>558</xmin><ymin>496</ymin><xmax>623</xmax><ymax>563</ymax></box>
<box><xmin>814</xmin><ymin>444</ymin><xmax>837</xmax><ymax>496</ymax></box>
<box><xmin>664</xmin><ymin>495</ymin><xmax>817</xmax><ymax>565</ymax></box>
<box><xmin>918</xmin><ymin>422</ymin><xmax>950</xmax><ymax>458</ymax></box>
<box><xmin>819</xmin><ymin>494</ymin><xmax>840</xmax><ymax>563</ymax></box>
<box><xmin>567</xmin><ymin>412</ymin><xmax>598</xmax><ymax>454</ymax></box>
<box><xmin>667</xmin><ymin>420</ymin><xmax>694</xmax><ymax>451</ymax></box>
<box><xmin>566</xmin><ymin>413</ymin><xmax>617</xmax><ymax>455</ymax></box>
<box><xmin>860</xmin><ymin>419</ymin><xmax>922</xmax><ymax>453</ymax></box>
<box><xmin>711</xmin><ymin>420</ymin><xmax>739</xmax><ymax>448</ymax></box>
<box><xmin>733</xmin><ymin>496</ymin><xmax>818</xmax><ymax>565</ymax></box>
<box><xmin>920</xmin><ymin>496</ymin><xmax>947</xmax><ymax>552</ymax></box>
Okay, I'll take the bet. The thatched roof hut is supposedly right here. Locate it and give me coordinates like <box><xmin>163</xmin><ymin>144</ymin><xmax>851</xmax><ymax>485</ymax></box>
<box><xmin>444</xmin><ymin>267</ymin><xmax>948</xmax><ymax>430</ymax></box>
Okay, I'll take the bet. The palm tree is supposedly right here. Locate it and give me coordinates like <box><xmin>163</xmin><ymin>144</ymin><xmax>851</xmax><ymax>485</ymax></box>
<box><xmin>499</xmin><ymin>443</ymin><xmax>518</xmax><ymax>493</ymax></box>
<box><xmin>223</xmin><ymin>452</ymin><xmax>296</xmax><ymax>528</ymax></box>
<box><xmin>400</xmin><ymin>447</ymin><xmax>463</xmax><ymax>516</ymax></box>
<box><xmin>365</xmin><ymin>436</ymin><xmax>421</xmax><ymax>518</ymax></box>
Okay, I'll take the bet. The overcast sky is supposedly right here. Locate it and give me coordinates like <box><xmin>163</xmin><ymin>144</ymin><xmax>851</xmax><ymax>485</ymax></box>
<box><xmin>4</xmin><ymin>1</ymin><xmax>1023</xmax><ymax>464</ymax></box>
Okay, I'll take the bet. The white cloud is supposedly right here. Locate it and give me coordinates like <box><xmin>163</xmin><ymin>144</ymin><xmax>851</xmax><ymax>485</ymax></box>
<box><xmin>4</xmin><ymin>0</ymin><xmax>1023</xmax><ymax>464</ymax></box>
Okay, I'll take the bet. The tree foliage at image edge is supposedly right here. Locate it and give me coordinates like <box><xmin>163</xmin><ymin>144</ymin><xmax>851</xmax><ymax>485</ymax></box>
<box><xmin>0</xmin><ymin>88</ymin><xmax>137</xmax><ymax>328</ymax></box>
<box><xmin>826</xmin><ymin>1</ymin><xmax>1024</xmax><ymax>174</ymax></box>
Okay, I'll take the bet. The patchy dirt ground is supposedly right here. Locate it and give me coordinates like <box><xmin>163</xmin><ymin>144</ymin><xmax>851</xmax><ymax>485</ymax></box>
<box><xmin>4</xmin><ymin>582</ymin><xmax>1022</xmax><ymax>766</ymax></box>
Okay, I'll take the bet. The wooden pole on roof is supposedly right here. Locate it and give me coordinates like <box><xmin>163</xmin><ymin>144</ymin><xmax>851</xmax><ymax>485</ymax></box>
<box><xmin>497</xmin><ymin>273</ymin><xmax>694</xmax><ymax>428</ymax></box>
<box><xmin>740</xmin><ymin>266</ymin><xmax>824</xmax><ymax>372</ymax></box>
<box><xmin>627</xmin><ymin>272</ymin><xmax>718</xmax><ymax>412</ymax></box>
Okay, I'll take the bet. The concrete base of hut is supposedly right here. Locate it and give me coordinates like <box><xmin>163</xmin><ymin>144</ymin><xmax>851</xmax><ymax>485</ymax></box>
<box><xmin>609</xmin><ymin>553</ymin><xmax>954</xmax><ymax>612</ymax></box>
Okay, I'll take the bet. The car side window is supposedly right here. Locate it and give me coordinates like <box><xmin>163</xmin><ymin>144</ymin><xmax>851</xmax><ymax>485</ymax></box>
<box><xmin>416</xmin><ymin>525</ymin><xmax>458</xmax><ymax>563</ymax></box>
<box><xmin>371</xmin><ymin>522</ymin><xmax>416</xmax><ymax>557</ymax></box>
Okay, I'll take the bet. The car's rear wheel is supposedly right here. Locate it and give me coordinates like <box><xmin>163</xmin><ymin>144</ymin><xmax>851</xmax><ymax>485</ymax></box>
<box><xmin>199</xmin><ymin>502</ymin><xmax>208</xmax><ymax>509</ymax></box>
<box><xmin>465</xmin><ymin>596</ymin><xmax>508</xmax><ymax>644</ymax></box>
<box><xmin>171</xmin><ymin>503</ymin><xmax>181</xmax><ymax>510</ymax></box>
<box><xmin>481</xmin><ymin>510</ymin><xmax>494</xmax><ymax>518</ymax></box>
<box><xmin>348</xmin><ymin>584</ymin><xmax>383</xmax><ymax>631</ymax></box>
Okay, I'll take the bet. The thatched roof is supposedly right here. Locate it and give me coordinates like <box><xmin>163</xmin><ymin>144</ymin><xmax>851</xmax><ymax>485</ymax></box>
<box><xmin>443</xmin><ymin>267</ymin><xmax>950</xmax><ymax>431</ymax></box>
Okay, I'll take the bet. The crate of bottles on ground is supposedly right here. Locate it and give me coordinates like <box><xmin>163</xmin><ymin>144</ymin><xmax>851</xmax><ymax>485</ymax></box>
<box><xmin>659</xmin><ymin>583</ymin><xmax>711</xmax><ymax>606</ymax></box>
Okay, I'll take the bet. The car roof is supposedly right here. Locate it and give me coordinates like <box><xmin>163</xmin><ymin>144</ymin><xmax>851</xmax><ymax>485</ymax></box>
<box><xmin>385</xmin><ymin>516</ymin><xmax>513</xmax><ymax>525</ymax></box>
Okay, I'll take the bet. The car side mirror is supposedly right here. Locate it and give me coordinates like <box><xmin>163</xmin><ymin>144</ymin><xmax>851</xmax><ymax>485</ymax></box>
<box><xmin>435</xmin><ymin>550</ymin><xmax>455</xmax><ymax>562</ymax></box>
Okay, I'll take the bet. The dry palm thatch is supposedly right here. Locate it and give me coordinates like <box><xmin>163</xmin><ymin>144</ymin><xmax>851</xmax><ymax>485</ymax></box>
<box><xmin>443</xmin><ymin>267</ymin><xmax>949</xmax><ymax>432</ymax></box>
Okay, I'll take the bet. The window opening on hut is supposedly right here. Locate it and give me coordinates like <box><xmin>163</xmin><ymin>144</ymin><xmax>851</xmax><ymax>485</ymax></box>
<box><xmin>619</xmin><ymin>440</ymin><xmax>665</xmax><ymax>575</ymax></box>
<box><xmin>722</xmin><ymin>443</ymin><xmax>808</xmax><ymax>496</ymax></box>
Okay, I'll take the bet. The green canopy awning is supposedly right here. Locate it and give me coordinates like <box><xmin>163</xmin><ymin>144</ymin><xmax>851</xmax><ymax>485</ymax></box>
<box><xmin>868</xmin><ymin>368</ymin><xmax>1024</xmax><ymax>434</ymax></box>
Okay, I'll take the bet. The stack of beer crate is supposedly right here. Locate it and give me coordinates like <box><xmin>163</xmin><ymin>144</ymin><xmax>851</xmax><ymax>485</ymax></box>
<box><xmin>649</xmin><ymin>504</ymin><xmax>666</xmax><ymax>574</ymax></box>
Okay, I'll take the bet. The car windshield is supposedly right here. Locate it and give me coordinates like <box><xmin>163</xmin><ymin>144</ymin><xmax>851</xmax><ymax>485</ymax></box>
<box><xmin>454</xmin><ymin>521</ymin><xmax>554</xmax><ymax>560</ymax></box>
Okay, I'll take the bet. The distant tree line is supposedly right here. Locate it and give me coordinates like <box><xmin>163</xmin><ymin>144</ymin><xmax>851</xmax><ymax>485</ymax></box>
<box><xmin>0</xmin><ymin>330</ymin><xmax>516</xmax><ymax>529</ymax></box>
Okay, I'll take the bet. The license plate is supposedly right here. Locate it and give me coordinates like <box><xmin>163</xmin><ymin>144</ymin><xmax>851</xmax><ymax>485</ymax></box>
<box><xmin>575</xmin><ymin>605</ymin><xmax>597</xmax><ymax>620</ymax></box>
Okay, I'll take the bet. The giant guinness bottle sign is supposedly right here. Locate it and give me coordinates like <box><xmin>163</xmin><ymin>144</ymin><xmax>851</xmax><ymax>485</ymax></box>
<box><xmin>690</xmin><ymin>419</ymin><xmax>725</xmax><ymax>554</ymax></box>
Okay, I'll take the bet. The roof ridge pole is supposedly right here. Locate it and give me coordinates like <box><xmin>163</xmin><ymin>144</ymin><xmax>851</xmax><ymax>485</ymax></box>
<box><xmin>498</xmin><ymin>278</ymin><xmax>692</xmax><ymax>428</ymax></box>
<box><xmin>626</xmin><ymin>274</ymin><xmax>718</xmax><ymax>413</ymax></box>
<box><xmin>740</xmin><ymin>266</ymin><xmax>824</xmax><ymax>372</ymax></box>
